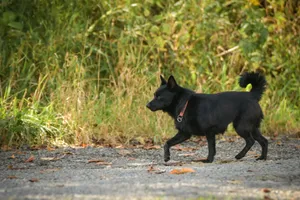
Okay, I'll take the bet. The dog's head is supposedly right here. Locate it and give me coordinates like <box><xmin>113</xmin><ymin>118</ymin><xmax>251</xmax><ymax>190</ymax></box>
<box><xmin>146</xmin><ymin>75</ymin><xmax>179</xmax><ymax>112</ymax></box>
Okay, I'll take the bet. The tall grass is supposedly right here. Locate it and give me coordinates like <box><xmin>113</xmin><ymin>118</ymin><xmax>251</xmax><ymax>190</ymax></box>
<box><xmin>0</xmin><ymin>0</ymin><xmax>299</xmax><ymax>147</ymax></box>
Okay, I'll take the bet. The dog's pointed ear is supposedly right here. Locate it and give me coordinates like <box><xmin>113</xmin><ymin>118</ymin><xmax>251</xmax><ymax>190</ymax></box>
<box><xmin>167</xmin><ymin>75</ymin><xmax>178</xmax><ymax>89</ymax></box>
<box><xmin>160</xmin><ymin>75</ymin><xmax>167</xmax><ymax>85</ymax></box>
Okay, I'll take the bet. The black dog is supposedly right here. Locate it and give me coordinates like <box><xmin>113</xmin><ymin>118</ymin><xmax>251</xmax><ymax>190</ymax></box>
<box><xmin>146</xmin><ymin>72</ymin><xmax>268</xmax><ymax>163</ymax></box>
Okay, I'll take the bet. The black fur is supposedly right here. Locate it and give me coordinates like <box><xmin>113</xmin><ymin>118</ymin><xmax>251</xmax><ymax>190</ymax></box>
<box><xmin>146</xmin><ymin>72</ymin><xmax>268</xmax><ymax>163</ymax></box>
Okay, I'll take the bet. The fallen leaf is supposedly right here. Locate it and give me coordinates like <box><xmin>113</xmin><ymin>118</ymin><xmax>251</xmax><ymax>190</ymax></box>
<box><xmin>128</xmin><ymin>157</ymin><xmax>136</xmax><ymax>160</ymax></box>
<box><xmin>16</xmin><ymin>151</ymin><xmax>26</xmax><ymax>155</ymax></box>
<box><xmin>7</xmin><ymin>165</ymin><xmax>26</xmax><ymax>170</ymax></box>
<box><xmin>147</xmin><ymin>165</ymin><xmax>166</xmax><ymax>174</ymax></box>
<box><xmin>263</xmin><ymin>188</ymin><xmax>271</xmax><ymax>193</ymax></box>
<box><xmin>247</xmin><ymin>151</ymin><xmax>257</xmax><ymax>155</ymax></box>
<box><xmin>264</xmin><ymin>195</ymin><xmax>272</xmax><ymax>200</ymax></box>
<box><xmin>117</xmin><ymin>149</ymin><xmax>132</xmax><ymax>156</ymax></box>
<box><xmin>25</xmin><ymin>155</ymin><xmax>35</xmax><ymax>163</ymax></box>
<box><xmin>276</xmin><ymin>141</ymin><xmax>282</xmax><ymax>145</ymax></box>
<box><xmin>147</xmin><ymin>165</ymin><xmax>155</xmax><ymax>172</ymax></box>
<box><xmin>88</xmin><ymin>159</ymin><xmax>105</xmax><ymax>163</ymax></box>
<box><xmin>30</xmin><ymin>146</ymin><xmax>41</xmax><ymax>150</ymax></box>
<box><xmin>247</xmin><ymin>169</ymin><xmax>254</xmax><ymax>172</ymax></box>
<box><xmin>95</xmin><ymin>161</ymin><xmax>112</xmax><ymax>165</ymax></box>
<box><xmin>7</xmin><ymin>175</ymin><xmax>17</xmax><ymax>179</ymax></box>
<box><xmin>40</xmin><ymin>157</ymin><xmax>56</xmax><ymax>161</ymax></box>
<box><xmin>40</xmin><ymin>154</ymin><xmax>65</xmax><ymax>161</ymax></box>
<box><xmin>192</xmin><ymin>158</ymin><xmax>208</xmax><ymax>162</ymax></box>
<box><xmin>143</xmin><ymin>145</ymin><xmax>161</xmax><ymax>150</ymax></box>
<box><xmin>170</xmin><ymin>168</ymin><xmax>195</xmax><ymax>174</ymax></box>
<box><xmin>81</xmin><ymin>143</ymin><xmax>88</xmax><ymax>148</ymax></box>
<box><xmin>10</xmin><ymin>154</ymin><xmax>15</xmax><ymax>159</ymax></box>
<box><xmin>29</xmin><ymin>178</ymin><xmax>39</xmax><ymax>182</ymax></box>
<box><xmin>47</xmin><ymin>146</ymin><xmax>56</xmax><ymax>151</ymax></box>
<box><xmin>1</xmin><ymin>145</ymin><xmax>11</xmax><ymax>151</ymax></box>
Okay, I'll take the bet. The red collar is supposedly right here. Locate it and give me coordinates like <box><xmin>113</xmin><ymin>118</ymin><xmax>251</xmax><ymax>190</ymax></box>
<box><xmin>177</xmin><ymin>100</ymin><xmax>189</xmax><ymax>122</ymax></box>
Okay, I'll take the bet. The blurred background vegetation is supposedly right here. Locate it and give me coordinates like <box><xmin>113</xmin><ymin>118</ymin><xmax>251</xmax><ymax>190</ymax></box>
<box><xmin>0</xmin><ymin>0</ymin><xmax>299</xmax><ymax>147</ymax></box>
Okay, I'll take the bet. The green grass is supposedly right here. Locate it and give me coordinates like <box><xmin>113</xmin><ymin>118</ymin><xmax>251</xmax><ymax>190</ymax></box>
<box><xmin>0</xmin><ymin>0</ymin><xmax>299</xmax><ymax>147</ymax></box>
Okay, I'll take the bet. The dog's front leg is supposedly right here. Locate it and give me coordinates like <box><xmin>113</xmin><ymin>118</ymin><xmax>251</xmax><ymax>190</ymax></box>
<box><xmin>164</xmin><ymin>132</ymin><xmax>191</xmax><ymax>162</ymax></box>
<box><xmin>204</xmin><ymin>133</ymin><xmax>216</xmax><ymax>163</ymax></box>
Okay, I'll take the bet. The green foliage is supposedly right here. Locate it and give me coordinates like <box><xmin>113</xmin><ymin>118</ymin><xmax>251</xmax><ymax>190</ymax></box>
<box><xmin>0</xmin><ymin>0</ymin><xmax>299</xmax><ymax>146</ymax></box>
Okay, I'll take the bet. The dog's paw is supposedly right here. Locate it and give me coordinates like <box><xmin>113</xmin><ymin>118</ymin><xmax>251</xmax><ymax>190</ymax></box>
<box><xmin>256</xmin><ymin>156</ymin><xmax>267</xmax><ymax>161</ymax></box>
<box><xmin>235</xmin><ymin>154</ymin><xmax>244</xmax><ymax>160</ymax></box>
<box><xmin>201</xmin><ymin>159</ymin><xmax>213</xmax><ymax>163</ymax></box>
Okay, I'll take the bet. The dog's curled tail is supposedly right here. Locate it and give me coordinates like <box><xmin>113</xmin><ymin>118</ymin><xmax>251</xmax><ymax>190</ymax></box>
<box><xmin>239</xmin><ymin>72</ymin><xmax>267</xmax><ymax>101</ymax></box>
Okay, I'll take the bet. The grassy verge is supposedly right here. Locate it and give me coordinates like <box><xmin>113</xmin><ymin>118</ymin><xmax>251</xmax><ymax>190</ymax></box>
<box><xmin>0</xmin><ymin>0</ymin><xmax>299</xmax><ymax>147</ymax></box>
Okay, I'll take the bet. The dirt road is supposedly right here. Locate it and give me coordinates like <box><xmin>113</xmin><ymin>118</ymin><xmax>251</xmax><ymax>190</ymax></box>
<box><xmin>0</xmin><ymin>136</ymin><xmax>299</xmax><ymax>199</ymax></box>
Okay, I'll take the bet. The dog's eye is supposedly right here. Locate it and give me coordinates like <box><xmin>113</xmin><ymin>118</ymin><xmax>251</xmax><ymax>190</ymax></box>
<box><xmin>154</xmin><ymin>95</ymin><xmax>161</xmax><ymax>100</ymax></box>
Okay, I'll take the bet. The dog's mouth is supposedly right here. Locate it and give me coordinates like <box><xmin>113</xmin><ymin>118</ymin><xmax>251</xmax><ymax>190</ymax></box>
<box><xmin>146</xmin><ymin>103</ymin><xmax>158</xmax><ymax>112</ymax></box>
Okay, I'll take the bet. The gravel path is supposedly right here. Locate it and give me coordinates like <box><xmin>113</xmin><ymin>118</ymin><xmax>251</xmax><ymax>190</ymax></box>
<box><xmin>0</xmin><ymin>136</ymin><xmax>299</xmax><ymax>200</ymax></box>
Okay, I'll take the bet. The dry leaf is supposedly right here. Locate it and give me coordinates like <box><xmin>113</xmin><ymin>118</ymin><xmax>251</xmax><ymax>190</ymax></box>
<box><xmin>29</xmin><ymin>178</ymin><xmax>39</xmax><ymax>182</ymax></box>
<box><xmin>7</xmin><ymin>165</ymin><xmax>26</xmax><ymax>170</ymax></box>
<box><xmin>192</xmin><ymin>158</ymin><xmax>208</xmax><ymax>162</ymax></box>
<box><xmin>143</xmin><ymin>145</ymin><xmax>161</xmax><ymax>150</ymax></box>
<box><xmin>81</xmin><ymin>143</ymin><xmax>88</xmax><ymax>148</ymax></box>
<box><xmin>7</xmin><ymin>175</ymin><xmax>17</xmax><ymax>179</ymax></box>
<box><xmin>16</xmin><ymin>151</ymin><xmax>26</xmax><ymax>155</ymax></box>
<box><xmin>95</xmin><ymin>161</ymin><xmax>112</xmax><ymax>165</ymax></box>
<box><xmin>147</xmin><ymin>165</ymin><xmax>155</xmax><ymax>172</ymax></box>
<box><xmin>25</xmin><ymin>155</ymin><xmax>35</xmax><ymax>163</ymax></box>
<box><xmin>1</xmin><ymin>145</ymin><xmax>11</xmax><ymax>151</ymax></box>
<box><xmin>40</xmin><ymin>154</ymin><xmax>65</xmax><ymax>161</ymax></box>
<box><xmin>170</xmin><ymin>168</ymin><xmax>195</xmax><ymax>174</ymax></box>
<box><xmin>10</xmin><ymin>154</ymin><xmax>15</xmax><ymax>159</ymax></box>
<box><xmin>147</xmin><ymin>165</ymin><xmax>166</xmax><ymax>174</ymax></box>
<box><xmin>47</xmin><ymin>146</ymin><xmax>56</xmax><ymax>151</ymax></box>
<box><xmin>117</xmin><ymin>149</ymin><xmax>132</xmax><ymax>156</ymax></box>
<box><xmin>263</xmin><ymin>188</ymin><xmax>271</xmax><ymax>193</ymax></box>
<box><xmin>263</xmin><ymin>195</ymin><xmax>272</xmax><ymax>200</ymax></box>
<box><xmin>88</xmin><ymin>159</ymin><xmax>105</xmax><ymax>163</ymax></box>
<box><xmin>30</xmin><ymin>146</ymin><xmax>41</xmax><ymax>150</ymax></box>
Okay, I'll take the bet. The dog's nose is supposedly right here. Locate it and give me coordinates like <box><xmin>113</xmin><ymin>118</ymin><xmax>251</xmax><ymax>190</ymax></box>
<box><xmin>146</xmin><ymin>102</ymin><xmax>151</xmax><ymax>109</ymax></box>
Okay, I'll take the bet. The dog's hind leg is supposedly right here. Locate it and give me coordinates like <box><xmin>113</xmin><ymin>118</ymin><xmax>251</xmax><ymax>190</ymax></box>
<box><xmin>252</xmin><ymin>128</ymin><xmax>268</xmax><ymax>160</ymax></box>
<box><xmin>164</xmin><ymin>132</ymin><xmax>191</xmax><ymax>162</ymax></box>
<box><xmin>234</xmin><ymin>125</ymin><xmax>255</xmax><ymax>160</ymax></box>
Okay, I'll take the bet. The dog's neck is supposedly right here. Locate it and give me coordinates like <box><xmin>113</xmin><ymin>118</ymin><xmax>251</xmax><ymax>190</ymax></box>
<box><xmin>164</xmin><ymin>87</ymin><xmax>194</xmax><ymax>120</ymax></box>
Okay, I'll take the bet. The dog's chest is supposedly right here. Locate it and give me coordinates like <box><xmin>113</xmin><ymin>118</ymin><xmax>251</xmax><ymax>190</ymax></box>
<box><xmin>174</xmin><ymin>119</ymin><xmax>205</xmax><ymax>136</ymax></box>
